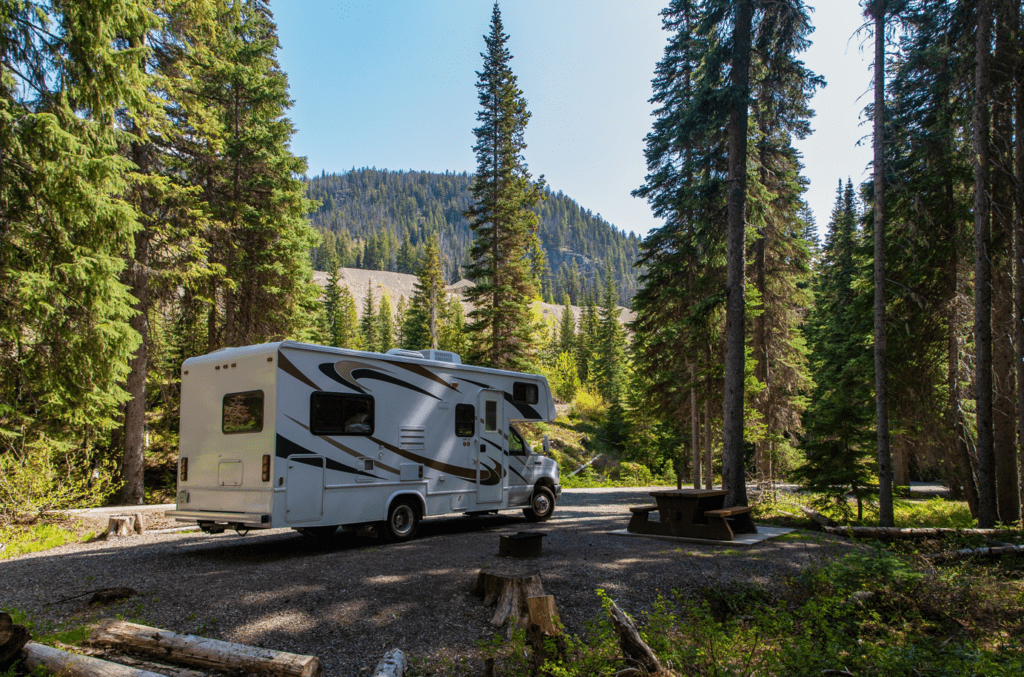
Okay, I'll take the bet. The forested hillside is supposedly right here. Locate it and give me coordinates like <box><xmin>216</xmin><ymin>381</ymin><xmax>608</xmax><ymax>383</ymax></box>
<box><xmin>305</xmin><ymin>169</ymin><xmax>642</xmax><ymax>307</ymax></box>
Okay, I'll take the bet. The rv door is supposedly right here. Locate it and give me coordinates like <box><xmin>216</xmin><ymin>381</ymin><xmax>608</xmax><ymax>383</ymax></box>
<box><xmin>477</xmin><ymin>390</ymin><xmax>504</xmax><ymax>503</ymax></box>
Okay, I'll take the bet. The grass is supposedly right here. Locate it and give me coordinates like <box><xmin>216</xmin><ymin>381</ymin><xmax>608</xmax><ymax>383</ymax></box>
<box><xmin>2</xmin><ymin>607</ymin><xmax>92</xmax><ymax>647</ymax></box>
<box><xmin>0</xmin><ymin>521</ymin><xmax>90</xmax><ymax>560</ymax></box>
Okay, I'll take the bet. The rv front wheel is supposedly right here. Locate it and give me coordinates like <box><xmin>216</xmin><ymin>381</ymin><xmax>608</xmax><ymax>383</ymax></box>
<box><xmin>385</xmin><ymin>497</ymin><xmax>420</xmax><ymax>542</ymax></box>
<box><xmin>523</xmin><ymin>486</ymin><xmax>555</xmax><ymax>522</ymax></box>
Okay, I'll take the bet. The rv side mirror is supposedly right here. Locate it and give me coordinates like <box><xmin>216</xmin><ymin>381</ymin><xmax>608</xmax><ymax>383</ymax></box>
<box><xmin>543</xmin><ymin>435</ymin><xmax>550</xmax><ymax>457</ymax></box>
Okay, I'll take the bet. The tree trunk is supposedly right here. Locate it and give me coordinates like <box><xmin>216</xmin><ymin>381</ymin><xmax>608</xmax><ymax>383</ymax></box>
<box><xmin>371</xmin><ymin>649</ymin><xmax>407</xmax><ymax>677</ymax></box>
<box><xmin>0</xmin><ymin>612</ymin><xmax>30</xmax><ymax>666</ymax></box>
<box><xmin>608</xmin><ymin>599</ymin><xmax>668</xmax><ymax>676</ymax></box>
<box><xmin>704</xmin><ymin>344</ymin><xmax>713</xmax><ymax>490</ymax></box>
<box><xmin>992</xmin><ymin>0</ymin><xmax>1019</xmax><ymax>525</ymax></box>
<box><xmin>87</xmin><ymin>621</ymin><xmax>321</xmax><ymax>677</ymax></box>
<box><xmin>691</xmin><ymin>363</ymin><xmax>700</xmax><ymax>489</ymax></box>
<box><xmin>975</xmin><ymin>0</ymin><xmax>998</xmax><ymax>528</ymax></box>
<box><xmin>23</xmin><ymin>643</ymin><xmax>166</xmax><ymax>677</ymax></box>
<box><xmin>1015</xmin><ymin>4</ymin><xmax>1024</xmax><ymax>525</ymax></box>
<box><xmin>872</xmin><ymin>0</ymin><xmax>894</xmax><ymax>528</ymax></box>
<box><xmin>753</xmin><ymin>231</ymin><xmax>769</xmax><ymax>486</ymax></box>
<box><xmin>722</xmin><ymin>0</ymin><xmax>753</xmax><ymax>509</ymax></box>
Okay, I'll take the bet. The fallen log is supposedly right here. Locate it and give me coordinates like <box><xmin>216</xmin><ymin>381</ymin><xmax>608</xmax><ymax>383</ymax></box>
<box><xmin>73</xmin><ymin>649</ymin><xmax>207</xmax><ymax>677</ymax></box>
<box><xmin>825</xmin><ymin>526</ymin><xmax>1024</xmax><ymax>540</ymax></box>
<box><xmin>470</xmin><ymin>571</ymin><xmax>545</xmax><ymax>628</ymax></box>
<box><xmin>87</xmin><ymin>620</ymin><xmax>321</xmax><ymax>677</ymax></box>
<box><xmin>607</xmin><ymin>599</ymin><xmax>675</xmax><ymax>676</ymax></box>
<box><xmin>371</xmin><ymin>648</ymin><xmax>406</xmax><ymax>677</ymax></box>
<box><xmin>23</xmin><ymin>642</ymin><xmax>166</xmax><ymax>677</ymax></box>
<box><xmin>923</xmin><ymin>544</ymin><xmax>1024</xmax><ymax>564</ymax></box>
<box><xmin>800</xmin><ymin>506</ymin><xmax>837</xmax><ymax>529</ymax></box>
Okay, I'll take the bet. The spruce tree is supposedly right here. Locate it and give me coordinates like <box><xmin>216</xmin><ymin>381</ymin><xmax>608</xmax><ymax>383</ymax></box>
<box><xmin>196</xmin><ymin>0</ymin><xmax>319</xmax><ymax>349</ymax></box>
<box><xmin>361</xmin><ymin>281</ymin><xmax>378</xmax><ymax>352</ymax></box>
<box><xmin>557</xmin><ymin>294</ymin><xmax>576</xmax><ymax>357</ymax></box>
<box><xmin>335</xmin><ymin>285</ymin><xmax>361</xmax><ymax>350</ymax></box>
<box><xmin>323</xmin><ymin>253</ymin><xmax>343</xmax><ymax>346</ymax></box>
<box><xmin>405</xmin><ymin>233</ymin><xmax>447</xmax><ymax>350</ymax></box>
<box><xmin>377</xmin><ymin>292</ymin><xmax>395</xmax><ymax>353</ymax></box>
<box><xmin>463</xmin><ymin>2</ymin><xmax>545</xmax><ymax>371</ymax></box>
<box><xmin>596</xmin><ymin>266</ymin><xmax>627</xmax><ymax>403</ymax></box>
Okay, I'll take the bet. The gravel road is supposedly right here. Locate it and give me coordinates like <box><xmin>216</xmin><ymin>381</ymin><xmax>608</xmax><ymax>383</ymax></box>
<box><xmin>2</xmin><ymin>488</ymin><xmax>854</xmax><ymax>674</ymax></box>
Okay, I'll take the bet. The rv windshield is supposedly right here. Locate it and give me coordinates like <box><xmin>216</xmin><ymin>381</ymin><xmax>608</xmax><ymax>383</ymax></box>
<box><xmin>509</xmin><ymin>426</ymin><xmax>529</xmax><ymax>456</ymax></box>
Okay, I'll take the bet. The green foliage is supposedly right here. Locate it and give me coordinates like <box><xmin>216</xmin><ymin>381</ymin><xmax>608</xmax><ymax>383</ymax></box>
<box><xmin>463</xmin><ymin>3</ymin><xmax>545</xmax><ymax>372</ymax></box>
<box><xmin>0</xmin><ymin>522</ymin><xmax>83</xmax><ymax>560</ymax></box>
<box><xmin>617</xmin><ymin>462</ymin><xmax>654</xmax><ymax>487</ymax></box>
<box><xmin>550</xmin><ymin>351</ymin><xmax>581</xmax><ymax>402</ymax></box>
<box><xmin>305</xmin><ymin>169</ymin><xmax>641</xmax><ymax>307</ymax></box>
<box><xmin>0</xmin><ymin>441</ymin><xmax>120</xmax><ymax>522</ymax></box>
<box><xmin>404</xmin><ymin>234</ymin><xmax>447</xmax><ymax>350</ymax></box>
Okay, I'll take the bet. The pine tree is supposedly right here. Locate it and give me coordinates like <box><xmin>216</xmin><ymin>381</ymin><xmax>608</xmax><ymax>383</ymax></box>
<box><xmin>798</xmin><ymin>181</ymin><xmax>875</xmax><ymax>514</ymax></box>
<box><xmin>463</xmin><ymin>2</ymin><xmax>545</xmax><ymax>371</ymax></box>
<box><xmin>361</xmin><ymin>281</ymin><xmax>378</xmax><ymax>352</ymax></box>
<box><xmin>335</xmin><ymin>285</ymin><xmax>361</xmax><ymax>350</ymax></box>
<box><xmin>405</xmin><ymin>233</ymin><xmax>447</xmax><ymax>350</ymax></box>
<box><xmin>438</xmin><ymin>296</ymin><xmax>469</xmax><ymax>356</ymax></box>
<box><xmin>595</xmin><ymin>266</ymin><xmax>627</xmax><ymax>404</ymax></box>
<box><xmin>576</xmin><ymin>292</ymin><xmax>599</xmax><ymax>384</ymax></box>
<box><xmin>557</xmin><ymin>294</ymin><xmax>576</xmax><ymax>357</ymax></box>
<box><xmin>377</xmin><ymin>292</ymin><xmax>395</xmax><ymax>353</ymax></box>
<box><xmin>0</xmin><ymin>0</ymin><xmax>151</xmax><ymax>511</ymax></box>
<box><xmin>197</xmin><ymin>0</ymin><xmax>320</xmax><ymax>350</ymax></box>
<box><xmin>323</xmin><ymin>252</ymin><xmax>343</xmax><ymax>346</ymax></box>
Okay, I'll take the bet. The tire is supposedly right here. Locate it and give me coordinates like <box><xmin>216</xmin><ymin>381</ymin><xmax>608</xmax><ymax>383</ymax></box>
<box><xmin>385</xmin><ymin>497</ymin><xmax>420</xmax><ymax>542</ymax></box>
<box><xmin>523</xmin><ymin>486</ymin><xmax>556</xmax><ymax>522</ymax></box>
<box><xmin>295</xmin><ymin>525</ymin><xmax>338</xmax><ymax>539</ymax></box>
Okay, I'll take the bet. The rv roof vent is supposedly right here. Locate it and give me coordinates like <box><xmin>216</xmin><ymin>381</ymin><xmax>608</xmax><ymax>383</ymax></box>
<box><xmin>385</xmin><ymin>349</ymin><xmax>425</xmax><ymax>360</ymax></box>
<box><xmin>420</xmin><ymin>349</ymin><xmax>462</xmax><ymax>364</ymax></box>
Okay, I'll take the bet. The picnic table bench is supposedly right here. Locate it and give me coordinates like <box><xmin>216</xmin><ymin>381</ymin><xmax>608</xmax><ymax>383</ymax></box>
<box><xmin>627</xmin><ymin>489</ymin><xmax>757</xmax><ymax>541</ymax></box>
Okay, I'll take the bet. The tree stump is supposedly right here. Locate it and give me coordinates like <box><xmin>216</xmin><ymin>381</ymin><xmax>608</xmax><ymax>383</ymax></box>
<box><xmin>102</xmin><ymin>515</ymin><xmax>145</xmax><ymax>539</ymax></box>
<box><xmin>470</xmin><ymin>571</ymin><xmax>545</xmax><ymax>629</ymax></box>
<box><xmin>0</xmin><ymin>612</ymin><xmax>31</xmax><ymax>667</ymax></box>
<box><xmin>525</xmin><ymin>595</ymin><xmax>566</xmax><ymax>673</ymax></box>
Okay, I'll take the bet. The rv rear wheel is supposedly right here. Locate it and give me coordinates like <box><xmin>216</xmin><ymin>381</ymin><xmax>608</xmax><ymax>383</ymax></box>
<box><xmin>385</xmin><ymin>497</ymin><xmax>420</xmax><ymax>542</ymax></box>
<box><xmin>295</xmin><ymin>525</ymin><xmax>338</xmax><ymax>539</ymax></box>
<box><xmin>523</xmin><ymin>486</ymin><xmax>555</xmax><ymax>522</ymax></box>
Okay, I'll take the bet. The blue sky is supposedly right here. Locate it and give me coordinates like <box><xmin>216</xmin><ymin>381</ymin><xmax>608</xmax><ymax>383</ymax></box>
<box><xmin>272</xmin><ymin>1</ymin><xmax>874</xmax><ymax>238</ymax></box>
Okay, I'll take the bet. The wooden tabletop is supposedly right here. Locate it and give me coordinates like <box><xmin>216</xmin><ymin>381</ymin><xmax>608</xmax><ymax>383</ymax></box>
<box><xmin>649</xmin><ymin>489</ymin><xmax>729</xmax><ymax>498</ymax></box>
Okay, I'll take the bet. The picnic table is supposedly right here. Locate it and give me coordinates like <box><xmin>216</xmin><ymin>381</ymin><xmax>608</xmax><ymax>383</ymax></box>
<box><xmin>626</xmin><ymin>489</ymin><xmax>757</xmax><ymax>541</ymax></box>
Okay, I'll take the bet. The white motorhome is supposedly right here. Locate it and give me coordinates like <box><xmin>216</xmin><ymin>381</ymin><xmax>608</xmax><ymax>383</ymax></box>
<box><xmin>167</xmin><ymin>341</ymin><xmax>561</xmax><ymax>541</ymax></box>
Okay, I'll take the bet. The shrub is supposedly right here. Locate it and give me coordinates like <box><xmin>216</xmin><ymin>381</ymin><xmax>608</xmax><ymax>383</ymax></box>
<box><xmin>571</xmin><ymin>386</ymin><xmax>606</xmax><ymax>421</ymax></box>
<box><xmin>618</xmin><ymin>462</ymin><xmax>654</xmax><ymax>487</ymax></box>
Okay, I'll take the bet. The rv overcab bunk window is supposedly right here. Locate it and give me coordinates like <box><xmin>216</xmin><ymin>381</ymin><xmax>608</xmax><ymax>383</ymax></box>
<box><xmin>513</xmin><ymin>382</ymin><xmax>539</xmax><ymax>405</ymax></box>
<box><xmin>455</xmin><ymin>404</ymin><xmax>475</xmax><ymax>437</ymax></box>
<box><xmin>310</xmin><ymin>392</ymin><xmax>374</xmax><ymax>435</ymax></box>
<box><xmin>222</xmin><ymin>391</ymin><xmax>264</xmax><ymax>434</ymax></box>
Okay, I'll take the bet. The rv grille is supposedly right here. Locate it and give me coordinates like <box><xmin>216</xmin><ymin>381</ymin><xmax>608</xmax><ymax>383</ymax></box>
<box><xmin>400</xmin><ymin>426</ymin><xmax>426</xmax><ymax>450</ymax></box>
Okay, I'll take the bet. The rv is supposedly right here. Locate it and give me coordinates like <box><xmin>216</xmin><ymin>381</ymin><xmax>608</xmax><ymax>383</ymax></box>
<box><xmin>167</xmin><ymin>341</ymin><xmax>561</xmax><ymax>541</ymax></box>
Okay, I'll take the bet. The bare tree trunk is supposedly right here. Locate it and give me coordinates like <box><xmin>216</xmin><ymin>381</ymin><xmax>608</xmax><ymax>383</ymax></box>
<box><xmin>992</xmin><ymin>0</ymin><xmax>1020</xmax><ymax>524</ymax></box>
<box><xmin>691</xmin><ymin>363</ymin><xmax>700</xmax><ymax>489</ymax></box>
<box><xmin>872</xmin><ymin>0</ymin><xmax>894</xmax><ymax>527</ymax></box>
<box><xmin>753</xmin><ymin>231</ymin><xmax>769</xmax><ymax>485</ymax></box>
<box><xmin>722</xmin><ymin>0</ymin><xmax>753</xmax><ymax>509</ymax></box>
<box><xmin>705</xmin><ymin>344</ymin><xmax>713</xmax><ymax>490</ymax></box>
<box><xmin>975</xmin><ymin>0</ymin><xmax>998</xmax><ymax>528</ymax></box>
<box><xmin>948</xmin><ymin>231</ymin><xmax>980</xmax><ymax>515</ymax></box>
<box><xmin>1015</xmin><ymin>9</ymin><xmax>1024</xmax><ymax>525</ymax></box>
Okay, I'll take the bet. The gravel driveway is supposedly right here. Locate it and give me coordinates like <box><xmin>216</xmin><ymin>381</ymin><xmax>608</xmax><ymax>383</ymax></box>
<box><xmin>2</xmin><ymin>488</ymin><xmax>853</xmax><ymax>674</ymax></box>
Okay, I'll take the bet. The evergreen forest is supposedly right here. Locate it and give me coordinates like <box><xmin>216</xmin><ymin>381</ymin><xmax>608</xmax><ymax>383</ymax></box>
<box><xmin>2</xmin><ymin>0</ymin><xmax>1024</xmax><ymax>539</ymax></box>
<box><xmin>305</xmin><ymin>168</ymin><xmax>642</xmax><ymax>308</ymax></box>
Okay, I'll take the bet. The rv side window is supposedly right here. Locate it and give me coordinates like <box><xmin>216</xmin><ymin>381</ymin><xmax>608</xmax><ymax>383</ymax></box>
<box><xmin>310</xmin><ymin>392</ymin><xmax>374</xmax><ymax>436</ymax></box>
<box><xmin>485</xmin><ymin>400</ymin><xmax>497</xmax><ymax>432</ymax></box>
<box><xmin>513</xmin><ymin>382</ymin><xmax>539</xmax><ymax>405</ymax></box>
<box><xmin>455</xmin><ymin>404</ymin><xmax>475</xmax><ymax>437</ymax></box>
<box><xmin>222</xmin><ymin>391</ymin><xmax>264</xmax><ymax>434</ymax></box>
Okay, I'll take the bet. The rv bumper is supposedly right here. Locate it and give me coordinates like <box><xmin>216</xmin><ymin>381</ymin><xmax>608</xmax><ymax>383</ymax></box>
<box><xmin>166</xmin><ymin>509</ymin><xmax>271</xmax><ymax>528</ymax></box>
